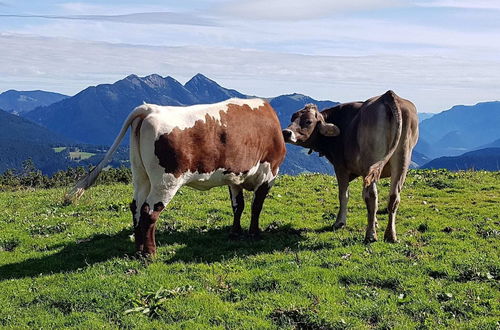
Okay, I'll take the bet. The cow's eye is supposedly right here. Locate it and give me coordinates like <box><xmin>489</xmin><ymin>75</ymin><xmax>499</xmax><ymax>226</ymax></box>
<box><xmin>305</xmin><ymin>120</ymin><xmax>313</xmax><ymax>125</ymax></box>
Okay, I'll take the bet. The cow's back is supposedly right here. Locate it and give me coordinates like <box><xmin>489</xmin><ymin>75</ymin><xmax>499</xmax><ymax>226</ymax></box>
<box><xmin>346</xmin><ymin>93</ymin><xmax>418</xmax><ymax>176</ymax></box>
<box><xmin>142</xmin><ymin>99</ymin><xmax>285</xmax><ymax>188</ymax></box>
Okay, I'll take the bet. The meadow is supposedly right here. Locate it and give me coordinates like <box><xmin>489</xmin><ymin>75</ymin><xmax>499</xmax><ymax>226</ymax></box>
<box><xmin>0</xmin><ymin>170</ymin><xmax>499</xmax><ymax>329</ymax></box>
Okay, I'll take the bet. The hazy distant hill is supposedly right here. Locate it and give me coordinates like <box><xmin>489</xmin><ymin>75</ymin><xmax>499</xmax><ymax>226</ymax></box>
<box><xmin>269</xmin><ymin>93</ymin><xmax>339</xmax><ymax>127</ymax></box>
<box><xmin>474</xmin><ymin>138</ymin><xmax>500</xmax><ymax>150</ymax></box>
<box><xmin>421</xmin><ymin>148</ymin><xmax>500</xmax><ymax>171</ymax></box>
<box><xmin>0</xmin><ymin>109</ymin><xmax>72</xmax><ymax>173</ymax></box>
<box><xmin>411</xmin><ymin>150</ymin><xmax>431</xmax><ymax>168</ymax></box>
<box><xmin>418</xmin><ymin>112</ymin><xmax>434</xmax><ymax>122</ymax></box>
<box><xmin>418</xmin><ymin>101</ymin><xmax>500</xmax><ymax>157</ymax></box>
<box><xmin>0</xmin><ymin>90</ymin><xmax>68</xmax><ymax>114</ymax></box>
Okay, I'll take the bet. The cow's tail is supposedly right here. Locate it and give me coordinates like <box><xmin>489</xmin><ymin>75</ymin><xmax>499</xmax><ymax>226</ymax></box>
<box><xmin>364</xmin><ymin>90</ymin><xmax>402</xmax><ymax>187</ymax></box>
<box><xmin>64</xmin><ymin>104</ymin><xmax>150</xmax><ymax>204</ymax></box>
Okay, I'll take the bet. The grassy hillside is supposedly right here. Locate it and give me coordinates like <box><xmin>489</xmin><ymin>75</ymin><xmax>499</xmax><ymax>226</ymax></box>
<box><xmin>1</xmin><ymin>171</ymin><xmax>499</xmax><ymax>328</ymax></box>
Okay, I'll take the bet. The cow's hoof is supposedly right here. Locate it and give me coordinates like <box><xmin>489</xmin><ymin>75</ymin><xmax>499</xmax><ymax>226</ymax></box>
<box><xmin>134</xmin><ymin>250</ymin><xmax>144</xmax><ymax>259</ymax></box>
<box><xmin>333</xmin><ymin>221</ymin><xmax>346</xmax><ymax>230</ymax></box>
<box><xmin>364</xmin><ymin>234</ymin><xmax>378</xmax><ymax>244</ymax></box>
<box><xmin>228</xmin><ymin>229</ymin><xmax>243</xmax><ymax>240</ymax></box>
<box><xmin>384</xmin><ymin>233</ymin><xmax>398</xmax><ymax>243</ymax></box>
<box><xmin>141</xmin><ymin>247</ymin><xmax>156</xmax><ymax>258</ymax></box>
<box><xmin>248</xmin><ymin>229</ymin><xmax>261</xmax><ymax>240</ymax></box>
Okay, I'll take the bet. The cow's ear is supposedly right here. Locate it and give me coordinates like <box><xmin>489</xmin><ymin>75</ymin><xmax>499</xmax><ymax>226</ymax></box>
<box><xmin>318</xmin><ymin>122</ymin><xmax>340</xmax><ymax>136</ymax></box>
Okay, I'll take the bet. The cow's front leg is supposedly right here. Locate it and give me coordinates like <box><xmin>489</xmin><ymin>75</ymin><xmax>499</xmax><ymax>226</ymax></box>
<box><xmin>363</xmin><ymin>182</ymin><xmax>378</xmax><ymax>243</ymax></box>
<box><xmin>249</xmin><ymin>182</ymin><xmax>271</xmax><ymax>238</ymax></box>
<box><xmin>333</xmin><ymin>173</ymin><xmax>349</xmax><ymax>229</ymax></box>
<box><xmin>228</xmin><ymin>185</ymin><xmax>244</xmax><ymax>239</ymax></box>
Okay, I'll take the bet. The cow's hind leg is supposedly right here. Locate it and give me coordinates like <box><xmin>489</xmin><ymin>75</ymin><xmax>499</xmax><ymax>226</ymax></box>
<box><xmin>228</xmin><ymin>184</ymin><xmax>244</xmax><ymax>239</ymax></box>
<box><xmin>138</xmin><ymin>179</ymin><xmax>181</xmax><ymax>256</ymax></box>
<box><xmin>130</xmin><ymin>118</ymin><xmax>151</xmax><ymax>252</ymax></box>
<box><xmin>385</xmin><ymin>153</ymin><xmax>409</xmax><ymax>243</ymax></box>
<box><xmin>249</xmin><ymin>182</ymin><xmax>271</xmax><ymax>238</ymax></box>
<box><xmin>363</xmin><ymin>182</ymin><xmax>378</xmax><ymax>243</ymax></box>
<box><xmin>130</xmin><ymin>177</ymin><xmax>150</xmax><ymax>252</ymax></box>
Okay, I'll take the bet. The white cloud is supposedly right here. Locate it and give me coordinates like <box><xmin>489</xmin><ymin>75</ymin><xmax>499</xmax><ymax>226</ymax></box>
<box><xmin>418</xmin><ymin>0</ymin><xmax>500</xmax><ymax>10</ymax></box>
<box><xmin>57</xmin><ymin>2</ymin><xmax>105</xmax><ymax>14</ymax></box>
<box><xmin>217</xmin><ymin>0</ymin><xmax>405</xmax><ymax>20</ymax></box>
<box><xmin>0</xmin><ymin>12</ymin><xmax>217</xmax><ymax>26</ymax></box>
<box><xmin>1</xmin><ymin>34</ymin><xmax>499</xmax><ymax>113</ymax></box>
<box><xmin>1</xmin><ymin>1</ymin><xmax>499</xmax><ymax>114</ymax></box>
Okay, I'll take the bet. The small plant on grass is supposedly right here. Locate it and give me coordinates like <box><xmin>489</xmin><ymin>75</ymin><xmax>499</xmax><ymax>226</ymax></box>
<box><xmin>124</xmin><ymin>285</ymin><xmax>194</xmax><ymax>318</ymax></box>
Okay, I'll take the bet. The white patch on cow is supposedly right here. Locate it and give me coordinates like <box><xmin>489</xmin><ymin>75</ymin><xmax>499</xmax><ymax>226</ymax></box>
<box><xmin>143</xmin><ymin>98</ymin><xmax>265</xmax><ymax>139</ymax></box>
<box><xmin>182</xmin><ymin>161</ymin><xmax>276</xmax><ymax>192</ymax></box>
<box><xmin>283</xmin><ymin>129</ymin><xmax>297</xmax><ymax>143</ymax></box>
<box><xmin>130</xmin><ymin>117</ymin><xmax>152</xmax><ymax>226</ymax></box>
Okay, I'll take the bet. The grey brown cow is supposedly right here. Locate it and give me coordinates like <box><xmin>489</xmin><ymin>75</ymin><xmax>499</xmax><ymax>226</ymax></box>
<box><xmin>282</xmin><ymin>91</ymin><xmax>418</xmax><ymax>242</ymax></box>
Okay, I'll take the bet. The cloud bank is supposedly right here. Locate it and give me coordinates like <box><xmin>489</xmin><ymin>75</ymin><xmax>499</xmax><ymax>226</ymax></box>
<box><xmin>1</xmin><ymin>34</ymin><xmax>498</xmax><ymax>113</ymax></box>
<box><xmin>218</xmin><ymin>0</ymin><xmax>404</xmax><ymax>20</ymax></box>
<box><xmin>0</xmin><ymin>12</ymin><xmax>217</xmax><ymax>26</ymax></box>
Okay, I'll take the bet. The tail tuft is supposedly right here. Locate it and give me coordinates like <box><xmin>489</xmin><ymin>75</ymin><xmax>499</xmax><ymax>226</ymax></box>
<box><xmin>63</xmin><ymin>166</ymin><xmax>101</xmax><ymax>204</ymax></box>
<box><xmin>364</xmin><ymin>161</ymin><xmax>384</xmax><ymax>187</ymax></box>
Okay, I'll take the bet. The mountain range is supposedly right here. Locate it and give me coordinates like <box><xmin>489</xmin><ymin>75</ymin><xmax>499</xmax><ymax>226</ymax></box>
<box><xmin>421</xmin><ymin>148</ymin><xmax>500</xmax><ymax>171</ymax></box>
<box><xmin>417</xmin><ymin>101</ymin><xmax>500</xmax><ymax>158</ymax></box>
<box><xmin>24</xmin><ymin>74</ymin><xmax>249</xmax><ymax>145</ymax></box>
<box><xmin>22</xmin><ymin>74</ymin><xmax>340</xmax><ymax>174</ymax></box>
<box><xmin>0</xmin><ymin>90</ymin><xmax>68</xmax><ymax>114</ymax></box>
<box><xmin>2</xmin><ymin>73</ymin><xmax>499</xmax><ymax>174</ymax></box>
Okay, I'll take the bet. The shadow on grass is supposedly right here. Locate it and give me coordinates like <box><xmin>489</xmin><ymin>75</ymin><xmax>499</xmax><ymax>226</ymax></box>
<box><xmin>0</xmin><ymin>224</ymin><xmax>306</xmax><ymax>280</ymax></box>
<box><xmin>158</xmin><ymin>224</ymin><xmax>306</xmax><ymax>264</ymax></box>
<box><xmin>0</xmin><ymin>230</ymin><xmax>134</xmax><ymax>280</ymax></box>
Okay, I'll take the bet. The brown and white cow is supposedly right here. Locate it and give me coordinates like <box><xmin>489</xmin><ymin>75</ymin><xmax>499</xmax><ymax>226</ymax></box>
<box><xmin>282</xmin><ymin>90</ymin><xmax>418</xmax><ymax>243</ymax></box>
<box><xmin>67</xmin><ymin>98</ymin><xmax>286</xmax><ymax>256</ymax></box>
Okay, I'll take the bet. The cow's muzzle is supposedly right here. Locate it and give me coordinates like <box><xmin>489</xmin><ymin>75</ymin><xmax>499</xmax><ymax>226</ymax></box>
<box><xmin>282</xmin><ymin>129</ymin><xmax>297</xmax><ymax>143</ymax></box>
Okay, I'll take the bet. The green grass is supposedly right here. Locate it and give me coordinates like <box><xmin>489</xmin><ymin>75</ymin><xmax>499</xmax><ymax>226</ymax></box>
<box><xmin>52</xmin><ymin>147</ymin><xmax>67</xmax><ymax>153</ymax></box>
<box><xmin>69</xmin><ymin>151</ymin><xmax>95</xmax><ymax>160</ymax></box>
<box><xmin>1</xmin><ymin>170</ymin><xmax>499</xmax><ymax>329</ymax></box>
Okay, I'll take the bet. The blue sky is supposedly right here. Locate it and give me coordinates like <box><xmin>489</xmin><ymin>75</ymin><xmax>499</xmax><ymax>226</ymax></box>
<box><xmin>0</xmin><ymin>0</ymin><xmax>499</xmax><ymax>112</ymax></box>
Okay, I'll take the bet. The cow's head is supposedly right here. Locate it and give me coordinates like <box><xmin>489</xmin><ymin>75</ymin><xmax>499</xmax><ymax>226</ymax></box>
<box><xmin>282</xmin><ymin>104</ymin><xmax>340</xmax><ymax>147</ymax></box>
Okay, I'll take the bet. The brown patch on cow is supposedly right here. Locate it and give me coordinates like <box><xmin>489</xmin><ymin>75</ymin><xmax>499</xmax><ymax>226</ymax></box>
<box><xmin>140</xmin><ymin>202</ymin><xmax>150</xmax><ymax>217</ymax></box>
<box><xmin>137</xmin><ymin>202</ymin><xmax>164</xmax><ymax>255</ymax></box>
<box><xmin>129</xmin><ymin>199</ymin><xmax>137</xmax><ymax>214</ymax></box>
<box><xmin>130</xmin><ymin>199</ymin><xmax>138</xmax><ymax>227</ymax></box>
<box><xmin>154</xmin><ymin>102</ymin><xmax>286</xmax><ymax>177</ymax></box>
<box><xmin>152</xmin><ymin>202</ymin><xmax>165</xmax><ymax>222</ymax></box>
